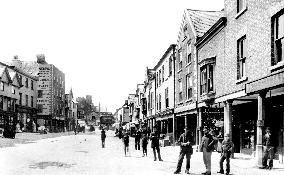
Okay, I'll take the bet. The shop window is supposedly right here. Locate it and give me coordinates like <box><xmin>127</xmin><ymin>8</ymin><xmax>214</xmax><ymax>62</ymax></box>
<box><xmin>273</xmin><ymin>11</ymin><xmax>284</xmax><ymax>65</ymax></box>
<box><xmin>237</xmin><ymin>36</ymin><xmax>247</xmax><ymax>79</ymax></box>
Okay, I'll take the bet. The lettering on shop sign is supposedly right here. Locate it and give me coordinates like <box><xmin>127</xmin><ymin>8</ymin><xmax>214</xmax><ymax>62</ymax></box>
<box><xmin>39</xmin><ymin>67</ymin><xmax>51</xmax><ymax>70</ymax></box>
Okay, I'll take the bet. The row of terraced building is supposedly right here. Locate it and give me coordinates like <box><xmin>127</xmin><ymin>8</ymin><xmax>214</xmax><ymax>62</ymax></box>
<box><xmin>116</xmin><ymin>0</ymin><xmax>284</xmax><ymax>167</ymax></box>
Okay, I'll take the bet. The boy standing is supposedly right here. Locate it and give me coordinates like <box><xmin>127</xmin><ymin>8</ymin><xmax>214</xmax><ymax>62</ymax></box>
<box><xmin>217</xmin><ymin>133</ymin><xmax>234</xmax><ymax>175</ymax></box>
<box><xmin>141</xmin><ymin>134</ymin><xmax>148</xmax><ymax>157</ymax></box>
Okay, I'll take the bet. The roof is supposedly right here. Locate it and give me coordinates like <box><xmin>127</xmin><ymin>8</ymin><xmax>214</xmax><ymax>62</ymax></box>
<box><xmin>20</xmin><ymin>61</ymin><xmax>40</xmax><ymax>77</ymax></box>
<box><xmin>187</xmin><ymin>9</ymin><xmax>223</xmax><ymax>37</ymax></box>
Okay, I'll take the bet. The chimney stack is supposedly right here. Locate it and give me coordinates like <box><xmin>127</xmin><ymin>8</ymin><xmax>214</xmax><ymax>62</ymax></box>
<box><xmin>36</xmin><ymin>54</ymin><xmax>46</xmax><ymax>64</ymax></box>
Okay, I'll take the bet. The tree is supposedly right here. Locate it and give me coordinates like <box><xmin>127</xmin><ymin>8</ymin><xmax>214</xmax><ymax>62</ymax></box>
<box><xmin>76</xmin><ymin>96</ymin><xmax>95</xmax><ymax>117</ymax></box>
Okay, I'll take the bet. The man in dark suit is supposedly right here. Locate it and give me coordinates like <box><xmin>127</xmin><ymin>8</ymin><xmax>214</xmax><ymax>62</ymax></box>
<box><xmin>150</xmin><ymin>125</ymin><xmax>163</xmax><ymax>161</ymax></box>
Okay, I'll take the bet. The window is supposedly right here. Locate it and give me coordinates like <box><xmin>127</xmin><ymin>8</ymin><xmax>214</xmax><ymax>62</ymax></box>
<box><xmin>18</xmin><ymin>75</ymin><xmax>22</xmax><ymax>85</ymax></box>
<box><xmin>159</xmin><ymin>70</ymin><xmax>161</xmax><ymax>86</ymax></box>
<box><xmin>38</xmin><ymin>90</ymin><xmax>43</xmax><ymax>98</ymax></box>
<box><xmin>7</xmin><ymin>98</ymin><xmax>11</xmax><ymax>111</ymax></box>
<box><xmin>158</xmin><ymin>94</ymin><xmax>161</xmax><ymax>111</ymax></box>
<box><xmin>237</xmin><ymin>36</ymin><xmax>246</xmax><ymax>79</ymax></box>
<box><xmin>162</xmin><ymin>66</ymin><xmax>164</xmax><ymax>82</ymax></box>
<box><xmin>165</xmin><ymin>88</ymin><xmax>169</xmax><ymax>108</ymax></box>
<box><xmin>187</xmin><ymin>43</ymin><xmax>192</xmax><ymax>64</ymax></box>
<box><xmin>237</xmin><ymin>0</ymin><xmax>246</xmax><ymax>13</ymax></box>
<box><xmin>31</xmin><ymin>96</ymin><xmax>33</xmax><ymax>108</ymax></box>
<box><xmin>179</xmin><ymin>80</ymin><xmax>183</xmax><ymax>102</ymax></box>
<box><xmin>179</xmin><ymin>50</ymin><xmax>183</xmax><ymax>70</ymax></box>
<box><xmin>19</xmin><ymin>93</ymin><xmax>22</xmax><ymax>105</ymax></box>
<box><xmin>186</xmin><ymin>74</ymin><xmax>193</xmax><ymax>99</ymax></box>
<box><xmin>156</xmin><ymin>72</ymin><xmax>159</xmax><ymax>87</ymax></box>
<box><xmin>0</xmin><ymin>96</ymin><xmax>3</xmax><ymax>109</ymax></box>
<box><xmin>0</xmin><ymin>82</ymin><xmax>4</xmax><ymax>91</ymax></box>
<box><xmin>169</xmin><ymin>58</ymin><xmax>172</xmax><ymax>76</ymax></box>
<box><xmin>273</xmin><ymin>12</ymin><xmax>284</xmax><ymax>64</ymax></box>
<box><xmin>31</xmin><ymin>80</ymin><xmax>34</xmax><ymax>90</ymax></box>
<box><xmin>11</xmin><ymin>86</ymin><xmax>15</xmax><ymax>94</ymax></box>
<box><xmin>200</xmin><ymin>64</ymin><xmax>214</xmax><ymax>95</ymax></box>
<box><xmin>26</xmin><ymin>95</ymin><xmax>28</xmax><ymax>106</ymax></box>
<box><xmin>25</xmin><ymin>78</ymin><xmax>28</xmax><ymax>88</ymax></box>
<box><xmin>150</xmin><ymin>92</ymin><xmax>153</xmax><ymax>109</ymax></box>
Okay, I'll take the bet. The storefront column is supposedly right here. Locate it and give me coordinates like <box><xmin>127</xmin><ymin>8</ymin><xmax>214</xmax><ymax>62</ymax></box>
<box><xmin>256</xmin><ymin>91</ymin><xmax>266</xmax><ymax>167</ymax></box>
<box><xmin>198</xmin><ymin>109</ymin><xmax>202</xmax><ymax>150</ymax></box>
<box><xmin>173</xmin><ymin>115</ymin><xmax>176</xmax><ymax>145</ymax></box>
<box><xmin>184</xmin><ymin>115</ymin><xmax>188</xmax><ymax>130</ymax></box>
<box><xmin>280</xmin><ymin>110</ymin><xmax>284</xmax><ymax>164</ymax></box>
<box><xmin>223</xmin><ymin>100</ymin><xmax>233</xmax><ymax>138</ymax></box>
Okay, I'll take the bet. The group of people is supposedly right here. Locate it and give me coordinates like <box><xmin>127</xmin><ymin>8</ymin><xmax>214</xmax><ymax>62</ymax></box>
<box><xmin>101</xmin><ymin>125</ymin><xmax>275</xmax><ymax>175</ymax></box>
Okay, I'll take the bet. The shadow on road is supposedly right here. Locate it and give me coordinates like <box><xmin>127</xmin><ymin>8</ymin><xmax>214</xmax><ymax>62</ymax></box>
<box><xmin>29</xmin><ymin>161</ymin><xmax>76</xmax><ymax>169</ymax></box>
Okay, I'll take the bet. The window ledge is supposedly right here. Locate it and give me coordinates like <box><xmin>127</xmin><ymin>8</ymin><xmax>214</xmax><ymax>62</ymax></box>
<box><xmin>177</xmin><ymin>102</ymin><xmax>183</xmax><ymax>105</ymax></box>
<box><xmin>185</xmin><ymin>98</ymin><xmax>193</xmax><ymax>103</ymax></box>
<box><xmin>236</xmin><ymin>76</ymin><xmax>248</xmax><ymax>84</ymax></box>
<box><xmin>185</xmin><ymin>62</ymin><xmax>192</xmax><ymax>68</ymax></box>
<box><xmin>235</xmin><ymin>7</ymin><xmax>247</xmax><ymax>19</ymax></box>
<box><xmin>269</xmin><ymin>61</ymin><xmax>284</xmax><ymax>72</ymax></box>
<box><xmin>177</xmin><ymin>69</ymin><xmax>182</xmax><ymax>73</ymax></box>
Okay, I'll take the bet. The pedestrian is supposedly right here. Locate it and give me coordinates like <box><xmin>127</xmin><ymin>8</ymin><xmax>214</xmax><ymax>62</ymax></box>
<box><xmin>262</xmin><ymin>127</ymin><xmax>274</xmax><ymax>169</ymax></box>
<box><xmin>141</xmin><ymin>133</ymin><xmax>148</xmax><ymax>157</ymax></box>
<box><xmin>135</xmin><ymin>129</ymin><xmax>141</xmax><ymax>150</ymax></box>
<box><xmin>174</xmin><ymin>128</ymin><xmax>193</xmax><ymax>174</ymax></box>
<box><xmin>101</xmin><ymin>128</ymin><xmax>106</xmax><ymax>148</ymax></box>
<box><xmin>217</xmin><ymin>133</ymin><xmax>234</xmax><ymax>175</ymax></box>
<box><xmin>123</xmin><ymin>131</ymin><xmax>130</xmax><ymax>156</ymax></box>
<box><xmin>199</xmin><ymin>127</ymin><xmax>217</xmax><ymax>175</ymax></box>
<box><xmin>150</xmin><ymin>125</ymin><xmax>163</xmax><ymax>161</ymax></box>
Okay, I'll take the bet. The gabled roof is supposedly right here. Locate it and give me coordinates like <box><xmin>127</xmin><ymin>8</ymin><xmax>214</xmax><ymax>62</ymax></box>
<box><xmin>7</xmin><ymin>68</ymin><xmax>21</xmax><ymax>87</ymax></box>
<box><xmin>186</xmin><ymin>9</ymin><xmax>223</xmax><ymax>37</ymax></box>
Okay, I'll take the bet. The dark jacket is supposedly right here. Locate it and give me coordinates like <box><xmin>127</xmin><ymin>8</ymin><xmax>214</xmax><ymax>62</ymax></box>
<box><xmin>221</xmin><ymin>139</ymin><xmax>234</xmax><ymax>157</ymax></box>
<box><xmin>178</xmin><ymin>132</ymin><xmax>193</xmax><ymax>154</ymax></box>
<box><xmin>142</xmin><ymin>136</ymin><xmax>148</xmax><ymax>147</ymax></box>
<box><xmin>150</xmin><ymin>131</ymin><xmax>160</xmax><ymax>148</ymax></box>
<box><xmin>101</xmin><ymin>130</ymin><xmax>106</xmax><ymax>140</ymax></box>
<box><xmin>200</xmin><ymin>133</ymin><xmax>216</xmax><ymax>152</ymax></box>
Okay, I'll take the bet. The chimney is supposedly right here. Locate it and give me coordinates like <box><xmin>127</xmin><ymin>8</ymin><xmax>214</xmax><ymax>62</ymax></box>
<box><xmin>36</xmin><ymin>54</ymin><xmax>46</xmax><ymax>64</ymax></box>
<box><xmin>11</xmin><ymin>55</ymin><xmax>22</xmax><ymax>68</ymax></box>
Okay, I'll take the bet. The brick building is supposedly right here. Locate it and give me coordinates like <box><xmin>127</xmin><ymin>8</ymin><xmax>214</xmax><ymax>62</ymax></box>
<box><xmin>195</xmin><ymin>0</ymin><xmax>284</xmax><ymax>166</ymax></box>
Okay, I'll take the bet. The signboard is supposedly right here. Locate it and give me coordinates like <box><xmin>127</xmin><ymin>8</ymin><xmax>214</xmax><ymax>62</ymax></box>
<box><xmin>246</xmin><ymin>71</ymin><xmax>284</xmax><ymax>94</ymax></box>
<box><xmin>37</xmin><ymin>65</ymin><xmax>52</xmax><ymax>115</ymax></box>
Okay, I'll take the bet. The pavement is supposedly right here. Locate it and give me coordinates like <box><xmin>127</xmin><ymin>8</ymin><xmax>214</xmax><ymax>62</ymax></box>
<box><xmin>0</xmin><ymin>129</ymin><xmax>283</xmax><ymax>175</ymax></box>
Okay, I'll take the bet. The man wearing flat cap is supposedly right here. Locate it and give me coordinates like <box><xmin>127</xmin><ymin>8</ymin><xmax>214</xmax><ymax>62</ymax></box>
<box><xmin>174</xmin><ymin>128</ymin><xmax>193</xmax><ymax>174</ymax></box>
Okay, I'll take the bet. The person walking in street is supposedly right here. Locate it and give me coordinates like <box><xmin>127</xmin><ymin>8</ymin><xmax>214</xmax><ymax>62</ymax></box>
<box><xmin>150</xmin><ymin>125</ymin><xmax>163</xmax><ymax>161</ymax></box>
<box><xmin>135</xmin><ymin>129</ymin><xmax>142</xmax><ymax>150</ymax></box>
<box><xmin>200</xmin><ymin>127</ymin><xmax>217</xmax><ymax>175</ymax></box>
<box><xmin>217</xmin><ymin>133</ymin><xmax>234</xmax><ymax>175</ymax></box>
<box><xmin>123</xmin><ymin>131</ymin><xmax>130</xmax><ymax>156</ymax></box>
<box><xmin>141</xmin><ymin>133</ymin><xmax>148</xmax><ymax>157</ymax></box>
<box><xmin>101</xmin><ymin>128</ymin><xmax>106</xmax><ymax>148</ymax></box>
<box><xmin>262</xmin><ymin>127</ymin><xmax>274</xmax><ymax>169</ymax></box>
<box><xmin>174</xmin><ymin>128</ymin><xmax>193</xmax><ymax>174</ymax></box>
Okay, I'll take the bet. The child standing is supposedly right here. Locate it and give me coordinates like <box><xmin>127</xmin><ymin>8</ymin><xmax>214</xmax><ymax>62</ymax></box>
<box><xmin>217</xmin><ymin>133</ymin><xmax>234</xmax><ymax>175</ymax></box>
<box><xmin>141</xmin><ymin>134</ymin><xmax>148</xmax><ymax>157</ymax></box>
<box><xmin>123</xmin><ymin>132</ymin><xmax>130</xmax><ymax>156</ymax></box>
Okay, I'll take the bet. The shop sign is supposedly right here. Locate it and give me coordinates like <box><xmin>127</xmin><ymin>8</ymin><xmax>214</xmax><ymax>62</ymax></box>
<box><xmin>246</xmin><ymin>71</ymin><xmax>284</xmax><ymax>94</ymax></box>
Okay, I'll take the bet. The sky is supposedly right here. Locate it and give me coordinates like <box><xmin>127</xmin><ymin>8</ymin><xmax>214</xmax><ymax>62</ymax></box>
<box><xmin>0</xmin><ymin>0</ymin><xmax>224</xmax><ymax>113</ymax></box>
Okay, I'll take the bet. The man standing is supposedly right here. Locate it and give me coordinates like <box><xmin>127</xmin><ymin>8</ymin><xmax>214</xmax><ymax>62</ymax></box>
<box><xmin>262</xmin><ymin>127</ymin><xmax>274</xmax><ymax>169</ymax></box>
<box><xmin>135</xmin><ymin>129</ymin><xmax>141</xmax><ymax>150</ymax></box>
<box><xmin>150</xmin><ymin>126</ymin><xmax>163</xmax><ymax>161</ymax></box>
<box><xmin>174</xmin><ymin>128</ymin><xmax>193</xmax><ymax>174</ymax></box>
<box><xmin>101</xmin><ymin>128</ymin><xmax>106</xmax><ymax>148</ymax></box>
<box><xmin>200</xmin><ymin>127</ymin><xmax>216</xmax><ymax>175</ymax></box>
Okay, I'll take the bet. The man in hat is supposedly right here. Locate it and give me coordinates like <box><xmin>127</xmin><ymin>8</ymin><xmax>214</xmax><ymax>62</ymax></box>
<box><xmin>174</xmin><ymin>128</ymin><xmax>193</xmax><ymax>174</ymax></box>
<box><xmin>150</xmin><ymin>125</ymin><xmax>163</xmax><ymax>161</ymax></box>
<box><xmin>200</xmin><ymin>127</ymin><xmax>216</xmax><ymax>175</ymax></box>
<box><xmin>262</xmin><ymin>127</ymin><xmax>274</xmax><ymax>169</ymax></box>
<box><xmin>217</xmin><ymin>133</ymin><xmax>234</xmax><ymax>175</ymax></box>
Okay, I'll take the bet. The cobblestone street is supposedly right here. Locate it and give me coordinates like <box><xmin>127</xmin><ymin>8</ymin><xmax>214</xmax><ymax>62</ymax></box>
<box><xmin>0</xmin><ymin>130</ymin><xmax>284</xmax><ymax>175</ymax></box>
